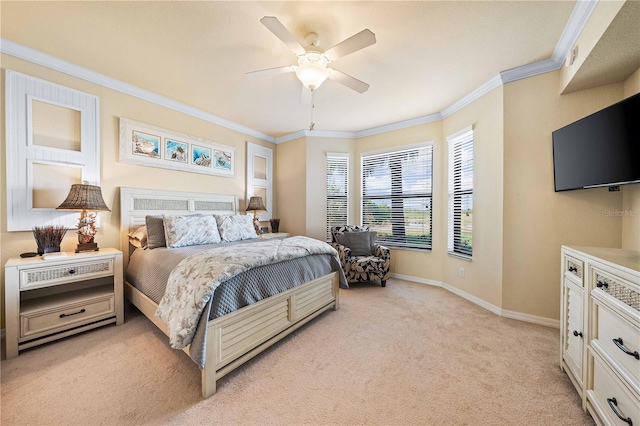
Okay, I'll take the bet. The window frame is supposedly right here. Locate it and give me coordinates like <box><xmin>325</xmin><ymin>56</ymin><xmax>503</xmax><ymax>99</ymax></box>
<box><xmin>360</xmin><ymin>142</ymin><xmax>433</xmax><ymax>251</ymax></box>
<box><xmin>326</xmin><ymin>153</ymin><xmax>349</xmax><ymax>241</ymax></box>
<box><xmin>447</xmin><ymin>126</ymin><xmax>474</xmax><ymax>259</ymax></box>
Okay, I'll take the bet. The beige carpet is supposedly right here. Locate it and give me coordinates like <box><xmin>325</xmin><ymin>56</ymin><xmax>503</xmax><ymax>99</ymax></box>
<box><xmin>1</xmin><ymin>279</ymin><xmax>593</xmax><ymax>426</ymax></box>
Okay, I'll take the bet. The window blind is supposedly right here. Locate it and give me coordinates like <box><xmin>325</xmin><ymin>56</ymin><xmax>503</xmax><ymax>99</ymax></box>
<box><xmin>447</xmin><ymin>129</ymin><xmax>474</xmax><ymax>257</ymax></box>
<box><xmin>326</xmin><ymin>154</ymin><xmax>349</xmax><ymax>241</ymax></box>
<box><xmin>361</xmin><ymin>145</ymin><xmax>433</xmax><ymax>250</ymax></box>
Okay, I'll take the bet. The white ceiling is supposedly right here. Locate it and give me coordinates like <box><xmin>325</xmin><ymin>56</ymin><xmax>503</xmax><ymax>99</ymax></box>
<box><xmin>1</xmin><ymin>1</ymin><xmax>578</xmax><ymax>138</ymax></box>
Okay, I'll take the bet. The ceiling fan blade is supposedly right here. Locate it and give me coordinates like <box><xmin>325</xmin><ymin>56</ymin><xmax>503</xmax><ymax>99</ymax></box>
<box><xmin>301</xmin><ymin>87</ymin><xmax>312</xmax><ymax>104</ymax></box>
<box><xmin>260</xmin><ymin>16</ymin><xmax>306</xmax><ymax>55</ymax></box>
<box><xmin>245</xmin><ymin>65</ymin><xmax>295</xmax><ymax>79</ymax></box>
<box><xmin>328</xmin><ymin>69</ymin><xmax>369</xmax><ymax>93</ymax></box>
<box><xmin>324</xmin><ymin>29</ymin><xmax>376</xmax><ymax>61</ymax></box>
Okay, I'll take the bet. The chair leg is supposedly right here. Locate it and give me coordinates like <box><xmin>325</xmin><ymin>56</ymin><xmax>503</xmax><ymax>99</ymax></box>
<box><xmin>381</xmin><ymin>280</ymin><xmax>386</xmax><ymax>287</ymax></box>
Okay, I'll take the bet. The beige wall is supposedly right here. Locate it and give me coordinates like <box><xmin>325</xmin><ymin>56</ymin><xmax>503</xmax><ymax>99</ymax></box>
<box><xmin>275</xmin><ymin>137</ymin><xmax>307</xmax><ymax>237</ymax></box>
<box><xmin>305</xmin><ymin>136</ymin><xmax>357</xmax><ymax>241</ymax></box>
<box><xmin>442</xmin><ymin>86</ymin><xmax>505</xmax><ymax>308</ymax></box>
<box><xmin>502</xmin><ymin>71</ymin><xmax>625</xmax><ymax>319</ymax></box>
<box><xmin>0</xmin><ymin>55</ymin><xmax>275</xmax><ymax>329</ymax></box>
<box><xmin>356</xmin><ymin>121</ymin><xmax>445</xmax><ymax>283</ymax></box>
<box><xmin>560</xmin><ymin>0</ymin><xmax>626</xmax><ymax>92</ymax></box>
<box><xmin>621</xmin><ymin>67</ymin><xmax>640</xmax><ymax>250</ymax></box>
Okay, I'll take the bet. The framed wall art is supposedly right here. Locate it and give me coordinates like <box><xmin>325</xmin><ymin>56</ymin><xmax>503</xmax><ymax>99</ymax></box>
<box><xmin>119</xmin><ymin>118</ymin><xmax>236</xmax><ymax>177</ymax></box>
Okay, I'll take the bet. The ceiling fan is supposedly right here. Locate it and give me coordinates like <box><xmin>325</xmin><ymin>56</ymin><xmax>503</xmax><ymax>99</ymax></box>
<box><xmin>246</xmin><ymin>16</ymin><xmax>376</xmax><ymax>100</ymax></box>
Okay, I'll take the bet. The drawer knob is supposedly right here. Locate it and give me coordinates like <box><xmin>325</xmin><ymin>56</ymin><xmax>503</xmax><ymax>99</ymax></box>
<box><xmin>613</xmin><ymin>337</ymin><xmax>640</xmax><ymax>360</ymax></box>
<box><xmin>596</xmin><ymin>280</ymin><xmax>608</xmax><ymax>289</ymax></box>
<box><xmin>607</xmin><ymin>397</ymin><xmax>633</xmax><ymax>426</ymax></box>
<box><xmin>68</xmin><ymin>269</ymin><xmax>76</xmax><ymax>275</ymax></box>
<box><xmin>568</xmin><ymin>266</ymin><xmax>578</xmax><ymax>273</ymax></box>
<box><xmin>573</xmin><ymin>330</ymin><xmax>583</xmax><ymax>338</ymax></box>
<box><xmin>59</xmin><ymin>308</ymin><xmax>86</xmax><ymax>319</ymax></box>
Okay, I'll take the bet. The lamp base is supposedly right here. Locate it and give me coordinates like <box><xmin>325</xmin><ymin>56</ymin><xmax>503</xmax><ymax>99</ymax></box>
<box><xmin>75</xmin><ymin>242</ymin><xmax>99</xmax><ymax>253</ymax></box>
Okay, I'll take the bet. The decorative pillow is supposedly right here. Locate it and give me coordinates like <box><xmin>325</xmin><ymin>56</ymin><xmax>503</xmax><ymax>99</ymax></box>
<box><xmin>128</xmin><ymin>225</ymin><xmax>148</xmax><ymax>249</ymax></box>
<box><xmin>145</xmin><ymin>215</ymin><xmax>166</xmax><ymax>249</ymax></box>
<box><xmin>215</xmin><ymin>214</ymin><xmax>258</xmax><ymax>242</ymax></box>
<box><xmin>163</xmin><ymin>215</ymin><xmax>221</xmax><ymax>248</ymax></box>
<box><xmin>336</xmin><ymin>231</ymin><xmax>375</xmax><ymax>256</ymax></box>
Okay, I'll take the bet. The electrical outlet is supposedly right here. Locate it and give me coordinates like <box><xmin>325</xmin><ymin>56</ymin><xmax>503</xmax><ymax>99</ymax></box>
<box><xmin>459</xmin><ymin>268</ymin><xmax>465</xmax><ymax>277</ymax></box>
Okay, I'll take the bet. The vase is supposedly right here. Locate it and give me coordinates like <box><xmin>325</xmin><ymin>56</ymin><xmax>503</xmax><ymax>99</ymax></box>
<box><xmin>270</xmin><ymin>218</ymin><xmax>280</xmax><ymax>233</ymax></box>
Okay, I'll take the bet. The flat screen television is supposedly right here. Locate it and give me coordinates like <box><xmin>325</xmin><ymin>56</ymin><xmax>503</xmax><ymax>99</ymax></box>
<box><xmin>552</xmin><ymin>93</ymin><xmax>640</xmax><ymax>192</ymax></box>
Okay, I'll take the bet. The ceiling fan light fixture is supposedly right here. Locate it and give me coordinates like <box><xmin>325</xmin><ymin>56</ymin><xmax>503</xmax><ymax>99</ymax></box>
<box><xmin>295</xmin><ymin>52</ymin><xmax>330</xmax><ymax>90</ymax></box>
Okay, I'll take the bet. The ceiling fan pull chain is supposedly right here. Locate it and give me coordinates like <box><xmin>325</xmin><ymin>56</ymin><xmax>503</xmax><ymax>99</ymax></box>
<box><xmin>310</xmin><ymin>89</ymin><xmax>315</xmax><ymax>131</ymax></box>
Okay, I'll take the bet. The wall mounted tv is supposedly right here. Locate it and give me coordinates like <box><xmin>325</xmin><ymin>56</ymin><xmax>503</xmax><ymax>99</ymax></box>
<box><xmin>552</xmin><ymin>93</ymin><xmax>639</xmax><ymax>192</ymax></box>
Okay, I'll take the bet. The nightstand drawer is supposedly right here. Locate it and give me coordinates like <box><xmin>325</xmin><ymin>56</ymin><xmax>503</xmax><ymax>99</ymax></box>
<box><xmin>19</xmin><ymin>259</ymin><xmax>114</xmax><ymax>290</ymax></box>
<box><xmin>20</xmin><ymin>289</ymin><xmax>115</xmax><ymax>339</ymax></box>
<box><xmin>564</xmin><ymin>255</ymin><xmax>584</xmax><ymax>284</ymax></box>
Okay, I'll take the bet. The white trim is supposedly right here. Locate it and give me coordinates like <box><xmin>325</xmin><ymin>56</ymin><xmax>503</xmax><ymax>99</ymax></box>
<box><xmin>0</xmin><ymin>0</ymin><xmax>596</xmax><ymax>143</ymax></box>
<box><xmin>441</xmin><ymin>282</ymin><xmax>503</xmax><ymax>316</ymax></box>
<box><xmin>551</xmin><ymin>0</ymin><xmax>599</xmax><ymax>65</ymax></box>
<box><xmin>441</xmin><ymin>74</ymin><xmax>504</xmax><ymax>118</ymax></box>
<box><xmin>360</xmin><ymin>140</ymin><xmax>433</xmax><ymax>158</ymax></box>
<box><xmin>354</xmin><ymin>113</ymin><xmax>443</xmax><ymax>138</ymax></box>
<box><xmin>502</xmin><ymin>309</ymin><xmax>560</xmax><ymax>329</ymax></box>
<box><xmin>391</xmin><ymin>273</ymin><xmax>558</xmax><ymax>328</ymax></box>
<box><xmin>1</xmin><ymin>38</ymin><xmax>275</xmax><ymax>144</ymax></box>
<box><xmin>390</xmin><ymin>273</ymin><xmax>442</xmax><ymax>287</ymax></box>
<box><xmin>445</xmin><ymin>125</ymin><xmax>474</xmax><ymax>143</ymax></box>
<box><xmin>246</xmin><ymin>142</ymin><xmax>273</xmax><ymax>222</ymax></box>
<box><xmin>500</xmin><ymin>58</ymin><xmax>561</xmax><ymax>84</ymax></box>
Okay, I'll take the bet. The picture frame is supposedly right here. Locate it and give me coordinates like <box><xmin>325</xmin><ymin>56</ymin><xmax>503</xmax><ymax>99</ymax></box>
<box><xmin>119</xmin><ymin>118</ymin><xmax>235</xmax><ymax>177</ymax></box>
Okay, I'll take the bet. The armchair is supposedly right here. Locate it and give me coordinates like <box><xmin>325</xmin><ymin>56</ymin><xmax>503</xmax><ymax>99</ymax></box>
<box><xmin>330</xmin><ymin>225</ymin><xmax>391</xmax><ymax>287</ymax></box>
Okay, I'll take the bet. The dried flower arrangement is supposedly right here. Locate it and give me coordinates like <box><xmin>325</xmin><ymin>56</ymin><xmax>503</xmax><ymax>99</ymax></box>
<box><xmin>32</xmin><ymin>225</ymin><xmax>67</xmax><ymax>255</ymax></box>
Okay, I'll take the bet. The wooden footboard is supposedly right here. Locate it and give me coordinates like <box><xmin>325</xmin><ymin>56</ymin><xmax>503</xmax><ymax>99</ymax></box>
<box><xmin>125</xmin><ymin>271</ymin><xmax>339</xmax><ymax>398</ymax></box>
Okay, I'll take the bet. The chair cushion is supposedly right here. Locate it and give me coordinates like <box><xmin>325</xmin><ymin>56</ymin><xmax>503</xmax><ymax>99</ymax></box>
<box><xmin>336</xmin><ymin>231</ymin><xmax>376</xmax><ymax>256</ymax></box>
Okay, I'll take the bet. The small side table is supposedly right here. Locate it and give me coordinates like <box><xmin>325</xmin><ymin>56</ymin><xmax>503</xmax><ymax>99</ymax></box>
<box><xmin>4</xmin><ymin>248</ymin><xmax>124</xmax><ymax>358</ymax></box>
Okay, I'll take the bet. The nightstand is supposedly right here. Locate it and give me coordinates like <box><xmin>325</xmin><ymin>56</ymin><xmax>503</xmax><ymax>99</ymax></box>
<box><xmin>4</xmin><ymin>248</ymin><xmax>123</xmax><ymax>358</ymax></box>
<box><xmin>261</xmin><ymin>232</ymin><xmax>290</xmax><ymax>239</ymax></box>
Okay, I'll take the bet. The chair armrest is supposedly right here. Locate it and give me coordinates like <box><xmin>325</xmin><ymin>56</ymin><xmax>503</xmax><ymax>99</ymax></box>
<box><xmin>331</xmin><ymin>242</ymin><xmax>352</xmax><ymax>260</ymax></box>
<box><xmin>373</xmin><ymin>244</ymin><xmax>390</xmax><ymax>260</ymax></box>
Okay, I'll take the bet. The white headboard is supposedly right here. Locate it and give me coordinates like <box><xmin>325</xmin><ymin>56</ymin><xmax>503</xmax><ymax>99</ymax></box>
<box><xmin>119</xmin><ymin>187</ymin><xmax>237</xmax><ymax>264</ymax></box>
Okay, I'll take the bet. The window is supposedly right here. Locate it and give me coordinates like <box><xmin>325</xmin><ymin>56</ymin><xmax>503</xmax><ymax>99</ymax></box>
<box><xmin>361</xmin><ymin>144</ymin><xmax>433</xmax><ymax>250</ymax></box>
<box><xmin>326</xmin><ymin>153</ymin><xmax>349</xmax><ymax>241</ymax></box>
<box><xmin>447</xmin><ymin>127</ymin><xmax>474</xmax><ymax>257</ymax></box>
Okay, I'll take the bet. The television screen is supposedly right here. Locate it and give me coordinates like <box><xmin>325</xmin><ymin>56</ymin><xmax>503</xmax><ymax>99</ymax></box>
<box><xmin>552</xmin><ymin>93</ymin><xmax>640</xmax><ymax>192</ymax></box>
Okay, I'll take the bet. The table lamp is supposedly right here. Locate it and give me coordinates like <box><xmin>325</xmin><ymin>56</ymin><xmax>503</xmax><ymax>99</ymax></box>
<box><xmin>57</xmin><ymin>182</ymin><xmax>111</xmax><ymax>252</ymax></box>
<box><xmin>245</xmin><ymin>196</ymin><xmax>266</xmax><ymax>236</ymax></box>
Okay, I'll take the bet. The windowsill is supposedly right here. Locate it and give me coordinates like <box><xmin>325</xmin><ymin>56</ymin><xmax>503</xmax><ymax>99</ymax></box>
<box><xmin>447</xmin><ymin>252</ymin><xmax>472</xmax><ymax>261</ymax></box>
<box><xmin>386</xmin><ymin>246</ymin><xmax>432</xmax><ymax>253</ymax></box>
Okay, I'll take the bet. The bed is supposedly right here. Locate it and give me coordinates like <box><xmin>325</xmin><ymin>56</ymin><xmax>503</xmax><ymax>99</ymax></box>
<box><xmin>119</xmin><ymin>187</ymin><xmax>343</xmax><ymax>397</ymax></box>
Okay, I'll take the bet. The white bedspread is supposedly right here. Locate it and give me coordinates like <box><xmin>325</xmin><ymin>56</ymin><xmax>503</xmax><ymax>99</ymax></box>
<box><xmin>155</xmin><ymin>236</ymin><xmax>338</xmax><ymax>349</ymax></box>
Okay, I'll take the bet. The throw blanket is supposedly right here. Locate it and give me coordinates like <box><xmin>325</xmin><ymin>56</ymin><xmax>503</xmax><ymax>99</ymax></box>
<box><xmin>156</xmin><ymin>236</ymin><xmax>339</xmax><ymax>349</ymax></box>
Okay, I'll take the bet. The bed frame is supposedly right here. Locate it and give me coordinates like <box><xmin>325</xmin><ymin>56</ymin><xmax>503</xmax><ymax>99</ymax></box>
<box><xmin>119</xmin><ymin>187</ymin><xmax>339</xmax><ymax>397</ymax></box>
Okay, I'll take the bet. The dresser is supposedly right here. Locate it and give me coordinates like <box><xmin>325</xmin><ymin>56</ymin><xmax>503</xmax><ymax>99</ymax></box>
<box><xmin>4</xmin><ymin>248</ymin><xmax>124</xmax><ymax>358</ymax></box>
<box><xmin>560</xmin><ymin>246</ymin><xmax>640</xmax><ymax>425</ymax></box>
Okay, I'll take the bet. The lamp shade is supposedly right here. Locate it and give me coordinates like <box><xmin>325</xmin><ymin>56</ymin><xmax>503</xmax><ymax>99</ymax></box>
<box><xmin>56</xmin><ymin>183</ymin><xmax>111</xmax><ymax>212</ymax></box>
<box><xmin>245</xmin><ymin>196</ymin><xmax>266</xmax><ymax>212</ymax></box>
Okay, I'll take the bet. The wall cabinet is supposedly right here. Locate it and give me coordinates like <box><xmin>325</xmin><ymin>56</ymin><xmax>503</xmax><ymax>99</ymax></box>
<box><xmin>560</xmin><ymin>246</ymin><xmax>640</xmax><ymax>424</ymax></box>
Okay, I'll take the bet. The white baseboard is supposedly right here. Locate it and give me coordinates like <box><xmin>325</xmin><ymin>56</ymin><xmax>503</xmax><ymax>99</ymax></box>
<box><xmin>390</xmin><ymin>273</ymin><xmax>559</xmax><ymax>329</ymax></box>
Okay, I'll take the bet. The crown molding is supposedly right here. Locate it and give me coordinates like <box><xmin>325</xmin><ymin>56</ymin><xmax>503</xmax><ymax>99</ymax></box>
<box><xmin>551</xmin><ymin>0</ymin><xmax>599</xmax><ymax>65</ymax></box>
<box><xmin>0</xmin><ymin>38</ymin><xmax>276</xmax><ymax>143</ymax></box>
<box><xmin>1</xmin><ymin>0</ymin><xmax>596</xmax><ymax>144</ymax></box>
<box><xmin>441</xmin><ymin>74</ymin><xmax>504</xmax><ymax>118</ymax></box>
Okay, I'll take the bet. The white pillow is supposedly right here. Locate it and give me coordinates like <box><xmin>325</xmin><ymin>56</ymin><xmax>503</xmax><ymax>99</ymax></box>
<box><xmin>163</xmin><ymin>215</ymin><xmax>221</xmax><ymax>248</ymax></box>
<box><xmin>214</xmin><ymin>214</ymin><xmax>258</xmax><ymax>242</ymax></box>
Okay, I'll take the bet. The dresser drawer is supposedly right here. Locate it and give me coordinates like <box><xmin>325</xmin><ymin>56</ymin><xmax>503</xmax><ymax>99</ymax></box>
<box><xmin>20</xmin><ymin>286</ymin><xmax>115</xmax><ymax>340</ymax></box>
<box><xmin>564</xmin><ymin>255</ymin><xmax>584</xmax><ymax>285</ymax></box>
<box><xmin>590</xmin><ymin>353</ymin><xmax>639</xmax><ymax>426</ymax></box>
<box><xmin>19</xmin><ymin>259</ymin><xmax>114</xmax><ymax>290</ymax></box>
<box><xmin>597</xmin><ymin>304</ymin><xmax>640</xmax><ymax>387</ymax></box>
